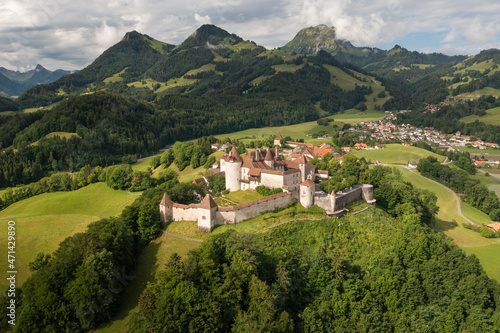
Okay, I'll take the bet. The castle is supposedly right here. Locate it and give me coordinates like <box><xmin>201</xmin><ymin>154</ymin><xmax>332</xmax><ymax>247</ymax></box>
<box><xmin>160</xmin><ymin>143</ymin><xmax>375</xmax><ymax>232</ymax></box>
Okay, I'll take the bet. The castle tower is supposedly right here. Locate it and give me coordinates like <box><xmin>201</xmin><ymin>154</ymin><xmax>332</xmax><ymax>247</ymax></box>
<box><xmin>361</xmin><ymin>184</ymin><xmax>376</xmax><ymax>205</ymax></box>
<box><xmin>224</xmin><ymin>146</ymin><xmax>243</xmax><ymax>192</ymax></box>
<box><xmin>330</xmin><ymin>190</ymin><xmax>337</xmax><ymax>212</ymax></box>
<box><xmin>198</xmin><ymin>194</ymin><xmax>219</xmax><ymax>232</ymax></box>
<box><xmin>274</xmin><ymin>134</ymin><xmax>283</xmax><ymax>147</ymax></box>
<box><xmin>264</xmin><ymin>148</ymin><xmax>274</xmax><ymax>169</ymax></box>
<box><xmin>297</xmin><ymin>155</ymin><xmax>307</xmax><ymax>182</ymax></box>
<box><xmin>300</xmin><ymin>179</ymin><xmax>315</xmax><ymax>209</ymax></box>
<box><xmin>159</xmin><ymin>192</ymin><xmax>174</xmax><ymax>224</ymax></box>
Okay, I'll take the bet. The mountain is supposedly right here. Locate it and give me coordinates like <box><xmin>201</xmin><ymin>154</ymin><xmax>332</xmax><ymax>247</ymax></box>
<box><xmin>0</xmin><ymin>64</ymin><xmax>73</xmax><ymax>98</ymax></box>
<box><xmin>282</xmin><ymin>24</ymin><xmax>353</xmax><ymax>54</ymax></box>
<box><xmin>16</xmin><ymin>24</ymin><xmax>385</xmax><ymax>115</ymax></box>
<box><xmin>282</xmin><ymin>25</ymin><xmax>466</xmax><ymax>76</ymax></box>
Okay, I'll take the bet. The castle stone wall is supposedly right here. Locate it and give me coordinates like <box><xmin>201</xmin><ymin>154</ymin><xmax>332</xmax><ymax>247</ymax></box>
<box><xmin>334</xmin><ymin>187</ymin><xmax>364</xmax><ymax>211</ymax></box>
<box><xmin>171</xmin><ymin>205</ymin><xmax>199</xmax><ymax>222</ymax></box>
<box><xmin>218</xmin><ymin>192</ymin><xmax>293</xmax><ymax>224</ymax></box>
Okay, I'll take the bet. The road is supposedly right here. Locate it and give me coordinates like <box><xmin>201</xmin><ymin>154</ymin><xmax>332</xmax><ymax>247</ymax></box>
<box><xmin>383</xmin><ymin>164</ymin><xmax>479</xmax><ymax>227</ymax></box>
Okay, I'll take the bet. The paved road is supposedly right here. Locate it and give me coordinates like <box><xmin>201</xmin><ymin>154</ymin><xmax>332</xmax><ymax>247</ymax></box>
<box><xmin>478</xmin><ymin>169</ymin><xmax>500</xmax><ymax>182</ymax></box>
<box><xmin>401</xmin><ymin>166</ymin><xmax>478</xmax><ymax>227</ymax></box>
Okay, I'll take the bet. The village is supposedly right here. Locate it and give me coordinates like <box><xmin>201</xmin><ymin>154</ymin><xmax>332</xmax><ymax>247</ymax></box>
<box><xmin>350</xmin><ymin>111</ymin><xmax>499</xmax><ymax>150</ymax></box>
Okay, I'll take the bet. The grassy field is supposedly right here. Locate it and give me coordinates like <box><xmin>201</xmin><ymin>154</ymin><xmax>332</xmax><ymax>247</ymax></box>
<box><xmin>0</xmin><ymin>183</ymin><xmax>140</xmax><ymax>290</ymax></box>
<box><xmin>96</xmin><ymin>232</ymin><xmax>201</xmax><ymax>332</ymax></box>
<box><xmin>323</xmin><ymin>64</ymin><xmax>368</xmax><ymax>90</ymax></box>
<box><xmin>396</xmin><ymin>166</ymin><xmax>500</xmax><ymax>282</ymax></box>
<box><xmin>456</xmin><ymin>146</ymin><xmax>500</xmax><ymax>155</ymax></box>
<box><xmin>212</xmin><ymin>112</ymin><xmax>386</xmax><ymax>145</ymax></box>
<box><xmin>461</xmin><ymin>106</ymin><xmax>500</xmax><ymax>124</ymax></box>
<box><xmin>30</xmin><ymin>132</ymin><xmax>80</xmax><ymax>146</ymax></box>
<box><xmin>351</xmin><ymin>144</ymin><xmax>445</xmax><ymax>164</ymax></box>
<box><xmin>103</xmin><ymin>68</ymin><xmax>127</xmax><ymax>84</ymax></box>
<box><xmin>214</xmin><ymin>189</ymin><xmax>264</xmax><ymax>207</ymax></box>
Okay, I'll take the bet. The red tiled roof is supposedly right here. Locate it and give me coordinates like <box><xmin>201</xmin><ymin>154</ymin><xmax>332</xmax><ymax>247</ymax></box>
<box><xmin>301</xmin><ymin>179</ymin><xmax>315</xmax><ymax>186</ymax></box>
<box><xmin>224</xmin><ymin>146</ymin><xmax>243</xmax><ymax>162</ymax></box>
<box><xmin>486</xmin><ymin>222</ymin><xmax>500</xmax><ymax>233</ymax></box>
<box><xmin>199</xmin><ymin>194</ymin><xmax>218</xmax><ymax>210</ymax></box>
<box><xmin>160</xmin><ymin>193</ymin><xmax>173</xmax><ymax>206</ymax></box>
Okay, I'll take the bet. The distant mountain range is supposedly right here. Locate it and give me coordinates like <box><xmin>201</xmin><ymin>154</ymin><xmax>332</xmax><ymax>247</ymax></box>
<box><xmin>6</xmin><ymin>23</ymin><xmax>500</xmax><ymax>113</ymax></box>
<box><xmin>0</xmin><ymin>64</ymin><xmax>73</xmax><ymax>99</ymax></box>
<box><xmin>282</xmin><ymin>25</ymin><xmax>466</xmax><ymax>74</ymax></box>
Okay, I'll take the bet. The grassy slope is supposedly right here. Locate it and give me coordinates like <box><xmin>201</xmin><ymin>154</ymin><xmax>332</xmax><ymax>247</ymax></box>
<box><xmin>461</xmin><ymin>106</ymin><xmax>500</xmax><ymax>125</ymax></box>
<box><xmin>0</xmin><ymin>183</ymin><xmax>140</xmax><ymax>290</ymax></box>
<box><xmin>396</xmin><ymin>166</ymin><xmax>500</xmax><ymax>282</ymax></box>
<box><xmin>30</xmin><ymin>132</ymin><xmax>80</xmax><ymax>146</ymax></box>
<box><xmin>456</xmin><ymin>146</ymin><xmax>500</xmax><ymax>154</ymax></box>
<box><xmin>351</xmin><ymin>144</ymin><xmax>446</xmax><ymax>164</ymax></box>
<box><xmin>213</xmin><ymin>113</ymin><xmax>386</xmax><ymax>145</ymax></box>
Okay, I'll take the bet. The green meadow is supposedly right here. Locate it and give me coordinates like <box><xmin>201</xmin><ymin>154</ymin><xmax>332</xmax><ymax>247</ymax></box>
<box><xmin>351</xmin><ymin>144</ymin><xmax>446</xmax><ymax>164</ymax></box>
<box><xmin>461</xmin><ymin>106</ymin><xmax>500</xmax><ymax>125</ymax></box>
<box><xmin>396</xmin><ymin>166</ymin><xmax>500</xmax><ymax>282</ymax></box>
<box><xmin>0</xmin><ymin>183</ymin><xmax>140</xmax><ymax>290</ymax></box>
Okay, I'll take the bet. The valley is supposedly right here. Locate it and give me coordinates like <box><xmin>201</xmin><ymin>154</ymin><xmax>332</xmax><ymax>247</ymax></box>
<box><xmin>2</xmin><ymin>22</ymin><xmax>500</xmax><ymax>332</ymax></box>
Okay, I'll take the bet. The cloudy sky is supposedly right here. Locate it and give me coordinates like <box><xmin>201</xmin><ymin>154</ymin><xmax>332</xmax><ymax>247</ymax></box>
<box><xmin>1</xmin><ymin>0</ymin><xmax>500</xmax><ymax>71</ymax></box>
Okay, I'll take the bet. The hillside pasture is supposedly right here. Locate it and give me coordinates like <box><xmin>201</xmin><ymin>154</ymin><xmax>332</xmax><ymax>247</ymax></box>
<box><xmin>0</xmin><ymin>183</ymin><xmax>140</xmax><ymax>290</ymax></box>
<box><xmin>396</xmin><ymin>166</ymin><xmax>500</xmax><ymax>282</ymax></box>
<box><xmin>351</xmin><ymin>144</ymin><xmax>445</xmax><ymax>164</ymax></box>
<box><xmin>213</xmin><ymin>112</ymin><xmax>386</xmax><ymax>145</ymax></box>
<box><xmin>461</xmin><ymin>106</ymin><xmax>500</xmax><ymax>125</ymax></box>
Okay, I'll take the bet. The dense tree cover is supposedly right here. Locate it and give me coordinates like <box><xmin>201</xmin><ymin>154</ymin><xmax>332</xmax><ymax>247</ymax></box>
<box><xmin>0</xmin><ymin>111</ymin><xmax>44</xmax><ymax>148</ymax></box>
<box><xmin>255</xmin><ymin>185</ymin><xmax>283</xmax><ymax>197</ymax></box>
<box><xmin>397</xmin><ymin>96</ymin><xmax>500</xmax><ymax>144</ymax></box>
<box><xmin>128</xmin><ymin>166</ymin><xmax>500</xmax><ymax>332</ymax></box>
<box><xmin>0</xmin><ymin>96</ymin><xmax>19</xmax><ymax>112</ymax></box>
<box><xmin>314</xmin><ymin>154</ymin><xmax>372</xmax><ymax>194</ymax></box>
<box><xmin>418</xmin><ymin>157</ymin><xmax>500</xmax><ymax>219</ymax></box>
<box><xmin>13</xmin><ymin>184</ymin><xmax>165</xmax><ymax>332</ymax></box>
<box><xmin>452</xmin><ymin>71</ymin><xmax>500</xmax><ymax>96</ymax></box>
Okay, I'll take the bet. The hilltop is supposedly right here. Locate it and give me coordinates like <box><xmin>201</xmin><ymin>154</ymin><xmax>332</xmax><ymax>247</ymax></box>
<box><xmin>0</xmin><ymin>64</ymin><xmax>72</xmax><ymax>99</ymax></box>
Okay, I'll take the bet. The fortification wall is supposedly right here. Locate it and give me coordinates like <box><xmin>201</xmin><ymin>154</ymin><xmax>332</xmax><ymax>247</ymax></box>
<box><xmin>314</xmin><ymin>194</ymin><xmax>333</xmax><ymax>211</ymax></box>
<box><xmin>172</xmin><ymin>204</ymin><xmax>199</xmax><ymax>221</ymax></box>
<box><xmin>334</xmin><ymin>187</ymin><xmax>364</xmax><ymax>211</ymax></box>
<box><xmin>218</xmin><ymin>192</ymin><xmax>293</xmax><ymax>224</ymax></box>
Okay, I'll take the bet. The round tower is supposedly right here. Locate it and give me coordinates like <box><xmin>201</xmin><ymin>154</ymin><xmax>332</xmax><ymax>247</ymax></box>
<box><xmin>300</xmin><ymin>179</ymin><xmax>315</xmax><ymax>209</ymax></box>
<box><xmin>224</xmin><ymin>146</ymin><xmax>243</xmax><ymax>192</ymax></box>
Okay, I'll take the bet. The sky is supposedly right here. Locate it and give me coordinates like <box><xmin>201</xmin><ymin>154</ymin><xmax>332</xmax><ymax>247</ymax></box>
<box><xmin>1</xmin><ymin>0</ymin><xmax>500</xmax><ymax>71</ymax></box>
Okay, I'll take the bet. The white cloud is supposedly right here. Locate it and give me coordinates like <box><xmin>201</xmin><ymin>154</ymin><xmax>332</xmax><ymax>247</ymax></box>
<box><xmin>194</xmin><ymin>13</ymin><xmax>211</xmax><ymax>25</ymax></box>
<box><xmin>1</xmin><ymin>0</ymin><xmax>500</xmax><ymax>70</ymax></box>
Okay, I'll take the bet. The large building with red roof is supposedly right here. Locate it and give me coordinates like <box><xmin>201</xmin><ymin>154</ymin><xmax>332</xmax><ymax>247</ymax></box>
<box><xmin>220</xmin><ymin>146</ymin><xmax>315</xmax><ymax>192</ymax></box>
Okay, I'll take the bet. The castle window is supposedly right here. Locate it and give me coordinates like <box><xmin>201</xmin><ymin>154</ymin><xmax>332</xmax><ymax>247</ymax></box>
<box><xmin>202</xmin><ymin>216</ymin><xmax>206</xmax><ymax>220</ymax></box>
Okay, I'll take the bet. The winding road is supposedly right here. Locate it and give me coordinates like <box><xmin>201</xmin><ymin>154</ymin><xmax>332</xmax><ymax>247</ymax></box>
<box><xmin>377</xmin><ymin>163</ymin><xmax>479</xmax><ymax>226</ymax></box>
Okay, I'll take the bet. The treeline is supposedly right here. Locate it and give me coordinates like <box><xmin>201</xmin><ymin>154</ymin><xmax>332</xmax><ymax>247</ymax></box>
<box><xmin>418</xmin><ymin>157</ymin><xmax>500</xmax><ymax>219</ymax></box>
<box><xmin>452</xmin><ymin>71</ymin><xmax>500</xmax><ymax>96</ymax></box>
<box><xmin>10</xmin><ymin>185</ymin><xmax>165</xmax><ymax>332</ymax></box>
<box><xmin>127</xmin><ymin>166</ymin><xmax>499</xmax><ymax>332</ymax></box>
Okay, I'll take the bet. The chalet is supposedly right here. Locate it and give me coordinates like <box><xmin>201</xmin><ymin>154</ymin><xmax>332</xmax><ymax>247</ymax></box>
<box><xmin>354</xmin><ymin>143</ymin><xmax>369</xmax><ymax>150</ymax></box>
<box><xmin>342</xmin><ymin>147</ymin><xmax>351</xmax><ymax>153</ymax></box>
<box><xmin>486</xmin><ymin>222</ymin><xmax>500</xmax><ymax>233</ymax></box>
<box><xmin>402</xmin><ymin>143</ymin><xmax>411</xmax><ymax>147</ymax></box>
<box><xmin>408</xmin><ymin>162</ymin><xmax>418</xmax><ymax>169</ymax></box>
<box><xmin>475</xmin><ymin>161</ymin><xmax>486</xmax><ymax>167</ymax></box>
